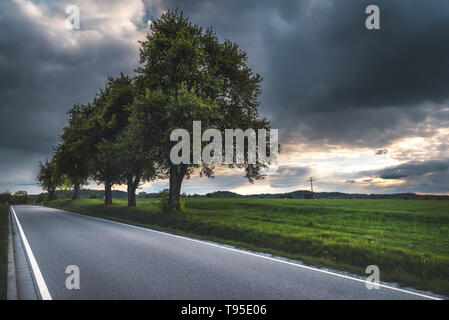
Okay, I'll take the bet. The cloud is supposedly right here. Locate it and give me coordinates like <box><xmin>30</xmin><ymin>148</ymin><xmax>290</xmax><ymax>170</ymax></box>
<box><xmin>1</xmin><ymin>0</ymin><xmax>449</xmax><ymax>195</ymax></box>
<box><xmin>266</xmin><ymin>166</ymin><xmax>311</xmax><ymax>189</ymax></box>
<box><xmin>372</xmin><ymin>160</ymin><xmax>449</xmax><ymax>180</ymax></box>
<box><xmin>0</xmin><ymin>0</ymin><xmax>161</xmax><ymax>192</ymax></box>
<box><xmin>375</xmin><ymin>149</ymin><xmax>388</xmax><ymax>155</ymax></box>
<box><xmin>169</xmin><ymin>0</ymin><xmax>449</xmax><ymax>147</ymax></box>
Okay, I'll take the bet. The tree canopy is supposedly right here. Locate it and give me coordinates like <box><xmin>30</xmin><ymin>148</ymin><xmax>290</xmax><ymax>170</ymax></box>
<box><xmin>40</xmin><ymin>9</ymin><xmax>276</xmax><ymax>210</ymax></box>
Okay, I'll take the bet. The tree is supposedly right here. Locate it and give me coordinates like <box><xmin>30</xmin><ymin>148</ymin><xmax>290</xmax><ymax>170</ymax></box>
<box><xmin>36</xmin><ymin>193</ymin><xmax>47</xmax><ymax>204</ymax></box>
<box><xmin>134</xmin><ymin>9</ymin><xmax>273</xmax><ymax>211</ymax></box>
<box><xmin>37</xmin><ymin>157</ymin><xmax>62</xmax><ymax>201</ymax></box>
<box><xmin>115</xmin><ymin>115</ymin><xmax>159</xmax><ymax>207</ymax></box>
<box><xmin>0</xmin><ymin>192</ymin><xmax>10</xmax><ymax>204</ymax></box>
<box><xmin>54</xmin><ymin>74</ymin><xmax>151</xmax><ymax>206</ymax></box>
<box><xmin>12</xmin><ymin>191</ymin><xmax>31</xmax><ymax>204</ymax></box>
<box><xmin>59</xmin><ymin>175</ymin><xmax>72</xmax><ymax>198</ymax></box>
<box><xmin>92</xmin><ymin>138</ymin><xmax>124</xmax><ymax>205</ymax></box>
<box><xmin>89</xmin><ymin>74</ymin><xmax>136</xmax><ymax>205</ymax></box>
<box><xmin>54</xmin><ymin>104</ymin><xmax>92</xmax><ymax>199</ymax></box>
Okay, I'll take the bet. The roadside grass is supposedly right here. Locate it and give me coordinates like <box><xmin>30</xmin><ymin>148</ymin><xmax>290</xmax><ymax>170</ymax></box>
<box><xmin>47</xmin><ymin>198</ymin><xmax>449</xmax><ymax>296</ymax></box>
<box><xmin>0</xmin><ymin>204</ymin><xmax>8</xmax><ymax>300</ymax></box>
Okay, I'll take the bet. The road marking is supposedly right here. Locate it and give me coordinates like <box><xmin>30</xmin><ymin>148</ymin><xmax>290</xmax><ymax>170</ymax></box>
<box><xmin>11</xmin><ymin>206</ymin><xmax>52</xmax><ymax>300</ymax></box>
<box><xmin>55</xmin><ymin>207</ymin><xmax>441</xmax><ymax>300</ymax></box>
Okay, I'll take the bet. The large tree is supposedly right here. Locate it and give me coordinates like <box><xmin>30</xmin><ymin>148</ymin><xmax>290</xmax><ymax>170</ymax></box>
<box><xmin>37</xmin><ymin>157</ymin><xmax>62</xmax><ymax>201</ymax></box>
<box><xmin>90</xmin><ymin>74</ymin><xmax>135</xmax><ymax>205</ymax></box>
<box><xmin>54</xmin><ymin>104</ymin><xmax>92</xmax><ymax>199</ymax></box>
<box><xmin>135</xmin><ymin>10</ymin><xmax>273</xmax><ymax>211</ymax></box>
<box><xmin>55</xmin><ymin>74</ymin><xmax>156</xmax><ymax>206</ymax></box>
<box><xmin>116</xmin><ymin>116</ymin><xmax>160</xmax><ymax>207</ymax></box>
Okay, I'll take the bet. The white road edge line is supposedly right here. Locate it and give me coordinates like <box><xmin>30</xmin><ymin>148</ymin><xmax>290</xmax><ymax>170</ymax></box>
<box><xmin>57</xmin><ymin>207</ymin><xmax>441</xmax><ymax>300</ymax></box>
<box><xmin>11</xmin><ymin>206</ymin><xmax>52</xmax><ymax>300</ymax></box>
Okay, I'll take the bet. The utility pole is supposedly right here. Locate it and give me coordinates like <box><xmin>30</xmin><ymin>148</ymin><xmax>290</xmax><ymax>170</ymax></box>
<box><xmin>308</xmin><ymin>177</ymin><xmax>314</xmax><ymax>193</ymax></box>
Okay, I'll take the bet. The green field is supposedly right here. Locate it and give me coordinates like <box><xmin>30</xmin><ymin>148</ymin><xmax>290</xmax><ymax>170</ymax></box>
<box><xmin>0</xmin><ymin>204</ymin><xmax>9</xmax><ymax>300</ymax></box>
<box><xmin>47</xmin><ymin>198</ymin><xmax>449</xmax><ymax>296</ymax></box>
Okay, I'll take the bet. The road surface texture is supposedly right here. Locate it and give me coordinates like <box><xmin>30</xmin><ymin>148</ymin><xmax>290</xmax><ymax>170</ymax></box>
<box><xmin>11</xmin><ymin>205</ymin><xmax>441</xmax><ymax>300</ymax></box>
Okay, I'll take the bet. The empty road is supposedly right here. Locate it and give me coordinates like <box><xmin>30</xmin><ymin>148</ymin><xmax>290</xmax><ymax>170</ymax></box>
<box><xmin>10</xmin><ymin>205</ymin><xmax>440</xmax><ymax>300</ymax></box>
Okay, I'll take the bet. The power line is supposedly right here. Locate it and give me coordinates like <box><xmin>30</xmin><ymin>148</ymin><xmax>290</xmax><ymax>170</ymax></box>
<box><xmin>308</xmin><ymin>177</ymin><xmax>314</xmax><ymax>193</ymax></box>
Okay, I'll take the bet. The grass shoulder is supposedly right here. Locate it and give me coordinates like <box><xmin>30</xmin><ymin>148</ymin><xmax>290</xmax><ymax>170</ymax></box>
<box><xmin>0</xmin><ymin>204</ymin><xmax>9</xmax><ymax>300</ymax></box>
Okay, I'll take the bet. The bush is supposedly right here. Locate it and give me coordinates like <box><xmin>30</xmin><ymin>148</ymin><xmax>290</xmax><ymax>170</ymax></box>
<box><xmin>157</xmin><ymin>196</ymin><xmax>185</xmax><ymax>212</ymax></box>
<box><xmin>89</xmin><ymin>193</ymin><xmax>99</xmax><ymax>199</ymax></box>
<box><xmin>304</xmin><ymin>192</ymin><xmax>314</xmax><ymax>199</ymax></box>
<box><xmin>178</xmin><ymin>200</ymin><xmax>186</xmax><ymax>212</ymax></box>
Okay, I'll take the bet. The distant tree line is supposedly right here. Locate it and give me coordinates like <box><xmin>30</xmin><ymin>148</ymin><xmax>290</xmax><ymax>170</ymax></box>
<box><xmin>0</xmin><ymin>191</ymin><xmax>37</xmax><ymax>205</ymax></box>
<box><xmin>37</xmin><ymin>10</ymin><xmax>272</xmax><ymax>211</ymax></box>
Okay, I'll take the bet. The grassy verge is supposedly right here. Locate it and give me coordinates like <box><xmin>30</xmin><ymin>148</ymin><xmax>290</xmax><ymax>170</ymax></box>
<box><xmin>47</xmin><ymin>198</ymin><xmax>449</xmax><ymax>296</ymax></box>
<box><xmin>0</xmin><ymin>204</ymin><xmax>9</xmax><ymax>300</ymax></box>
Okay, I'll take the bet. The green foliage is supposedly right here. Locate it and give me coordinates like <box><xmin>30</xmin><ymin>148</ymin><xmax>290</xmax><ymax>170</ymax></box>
<box><xmin>178</xmin><ymin>199</ymin><xmax>186</xmax><ymax>212</ymax></box>
<box><xmin>132</xmin><ymin>9</ymin><xmax>274</xmax><ymax>211</ymax></box>
<box><xmin>36</xmin><ymin>193</ymin><xmax>47</xmax><ymax>203</ymax></box>
<box><xmin>157</xmin><ymin>196</ymin><xmax>185</xmax><ymax>212</ymax></box>
<box><xmin>54</xmin><ymin>104</ymin><xmax>91</xmax><ymax>195</ymax></box>
<box><xmin>48</xmin><ymin>198</ymin><xmax>449</xmax><ymax>296</ymax></box>
<box><xmin>89</xmin><ymin>193</ymin><xmax>99</xmax><ymax>199</ymax></box>
<box><xmin>59</xmin><ymin>175</ymin><xmax>72</xmax><ymax>198</ymax></box>
<box><xmin>0</xmin><ymin>191</ymin><xmax>32</xmax><ymax>205</ymax></box>
<box><xmin>157</xmin><ymin>197</ymin><xmax>170</xmax><ymax>212</ymax></box>
<box><xmin>41</xmin><ymin>9</ymin><xmax>276</xmax><ymax>211</ymax></box>
<box><xmin>37</xmin><ymin>157</ymin><xmax>62</xmax><ymax>201</ymax></box>
<box><xmin>90</xmin><ymin>75</ymin><xmax>136</xmax><ymax>186</ymax></box>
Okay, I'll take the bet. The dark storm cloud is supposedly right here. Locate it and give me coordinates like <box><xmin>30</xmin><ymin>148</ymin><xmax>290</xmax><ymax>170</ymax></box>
<box><xmin>347</xmin><ymin>159</ymin><xmax>449</xmax><ymax>193</ymax></box>
<box><xmin>0</xmin><ymin>0</ymin><xmax>145</xmax><ymax>191</ymax></box>
<box><xmin>1</xmin><ymin>0</ymin><xmax>449</xmax><ymax>194</ymax></box>
<box><xmin>0</xmin><ymin>1</ymin><xmax>139</xmax><ymax>154</ymax></box>
<box><xmin>371</xmin><ymin>160</ymin><xmax>449</xmax><ymax>180</ymax></box>
<box><xmin>168</xmin><ymin>0</ymin><xmax>449</xmax><ymax>147</ymax></box>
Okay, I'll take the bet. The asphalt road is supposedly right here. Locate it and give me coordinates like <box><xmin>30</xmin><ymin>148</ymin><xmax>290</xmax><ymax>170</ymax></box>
<box><xmin>11</xmin><ymin>205</ymin><xmax>440</xmax><ymax>300</ymax></box>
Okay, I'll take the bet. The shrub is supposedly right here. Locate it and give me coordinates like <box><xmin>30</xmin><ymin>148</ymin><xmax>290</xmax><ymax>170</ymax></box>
<box><xmin>304</xmin><ymin>192</ymin><xmax>314</xmax><ymax>199</ymax></box>
<box><xmin>89</xmin><ymin>193</ymin><xmax>99</xmax><ymax>199</ymax></box>
<box><xmin>157</xmin><ymin>196</ymin><xmax>185</xmax><ymax>212</ymax></box>
<box><xmin>178</xmin><ymin>199</ymin><xmax>185</xmax><ymax>212</ymax></box>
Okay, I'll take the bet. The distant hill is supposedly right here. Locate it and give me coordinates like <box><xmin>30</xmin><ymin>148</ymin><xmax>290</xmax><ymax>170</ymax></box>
<box><xmin>205</xmin><ymin>190</ymin><xmax>449</xmax><ymax>200</ymax></box>
<box><xmin>31</xmin><ymin>189</ymin><xmax>449</xmax><ymax>201</ymax></box>
<box><xmin>205</xmin><ymin>191</ymin><xmax>243</xmax><ymax>198</ymax></box>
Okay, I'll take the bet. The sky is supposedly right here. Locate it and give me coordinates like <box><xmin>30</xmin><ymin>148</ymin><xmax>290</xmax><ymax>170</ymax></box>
<box><xmin>1</xmin><ymin>0</ymin><xmax>449</xmax><ymax>195</ymax></box>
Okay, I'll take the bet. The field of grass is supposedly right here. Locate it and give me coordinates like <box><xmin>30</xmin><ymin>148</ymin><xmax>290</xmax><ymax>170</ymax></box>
<box><xmin>0</xmin><ymin>204</ymin><xmax>9</xmax><ymax>300</ymax></box>
<box><xmin>47</xmin><ymin>198</ymin><xmax>449</xmax><ymax>296</ymax></box>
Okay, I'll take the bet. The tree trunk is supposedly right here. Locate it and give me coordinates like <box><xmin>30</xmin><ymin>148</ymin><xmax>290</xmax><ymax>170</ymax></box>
<box><xmin>127</xmin><ymin>176</ymin><xmax>140</xmax><ymax>207</ymax></box>
<box><xmin>72</xmin><ymin>183</ymin><xmax>80</xmax><ymax>200</ymax></box>
<box><xmin>168</xmin><ymin>165</ymin><xmax>187</xmax><ymax>212</ymax></box>
<box><xmin>174</xmin><ymin>174</ymin><xmax>183</xmax><ymax>210</ymax></box>
<box><xmin>104</xmin><ymin>179</ymin><xmax>113</xmax><ymax>205</ymax></box>
<box><xmin>168</xmin><ymin>166</ymin><xmax>177</xmax><ymax>212</ymax></box>
<box><xmin>127</xmin><ymin>171</ymin><xmax>142</xmax><ymax>207</ymax></box>
<box><xmin>48</xmin><ymin>190</ymin><xmax>56</xmax><ymax>201</ymax></box>
<box><xmin>128</xmin><ymin>187</ymin><xmax>137</xmax><ymax>207</ymax></box>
